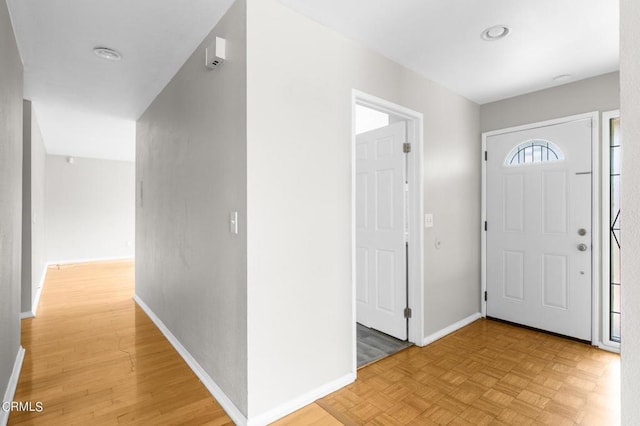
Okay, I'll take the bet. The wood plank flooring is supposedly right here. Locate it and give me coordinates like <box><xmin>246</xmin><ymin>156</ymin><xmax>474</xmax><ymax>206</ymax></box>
<box><xmin>10</xmin><ymin>260</ymin><xmax>620</xmax><ymax>425</ymax></box>
<box><xmin>10</xmin><ymin>260</ymin><xmax>233</xmax><ymax>425</ymax></box>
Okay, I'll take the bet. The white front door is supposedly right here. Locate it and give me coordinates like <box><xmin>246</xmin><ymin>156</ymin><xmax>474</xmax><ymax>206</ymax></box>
<box><xmin>356</xmin><ymin>121</ymin><xmax>407</xmax><ymax>340</ymax></box>
<box><xmin>486</xmin><ymin>118</ymin><xmax>592</xmax><ymax>341</ymax></box>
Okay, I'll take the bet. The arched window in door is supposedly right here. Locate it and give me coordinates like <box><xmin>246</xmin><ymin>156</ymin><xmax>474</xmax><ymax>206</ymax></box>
<box><xmin>505</xmin><ymin>140</ymin><xmax>565</xmax><ymax>166</ymax></box>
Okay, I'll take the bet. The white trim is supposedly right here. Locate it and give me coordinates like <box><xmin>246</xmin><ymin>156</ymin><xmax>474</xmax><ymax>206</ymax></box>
<box><xmin>591</xmin><ymin>112</ymin><xmax>602</xmax><ymax>348</ymax></box>
<box><xmin>350</xmin><ymin>95</ymin><xmax>358</xmax><ymax>375</ymax></box>
<box><xmin>351</xmin><ymin>89</ymin><xmax>425</xmax><ymax>355</ymax></box>
<box><xmin>247</xmin><ymin>373</ymin><xmax>356</xmax><ymax>426</ymax></box>
<box><xmin>47</xmin><ymin>256</ymin><xmax>134</xmax><ymax>266</ymax></box>
<box><xmin>20</xmin><ymin>264</ymin><xmax>48</xmax><ymax>319</ymax></box>
<box><xmin>600</xmin><ymin>109</ymin><xmax>621</xmax><ymax>351</ymax></box>
<box><xmin>481</xmin><ymin>112</ymin><xmax>601</xmax><ymax>345</ymax></box>
<box><xmin>1</xmin><ymin>346</ymin><xmax>25</xmax><ymax>426</ymax></box>
<box><xmin>482</xmin><ymin>112</ymin><xmax>599</xmax><ymax>138</ymax></box>
<box><xmin>351</xmin><ymin>95</ymin><xmax>358</xmax><ymax>376</ymax></box>
<box><xmin>481</xmin><ymin>137</ymin><xmax>487</xmax><ymax>318</ymax></box>
<box><xmin>30</xmin><ymin>265</ymin><xmax>47</xmax><ymax>317</ymax></box>
<box><xmin>599</xmin><ymin>341</ymin><xmax>621</xmax><ymax>354</ymax></box>
<box><xmin>422</xmin><ymin>313</ymin><xmax>481</xmax><ymax>346</ymax></box>
<box><xmin>133</xmin><ymin>295</ymin><xmax>248</xmax><ymax>426</ymax></box>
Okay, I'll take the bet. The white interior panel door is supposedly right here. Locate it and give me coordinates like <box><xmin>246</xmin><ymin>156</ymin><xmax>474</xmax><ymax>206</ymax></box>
<box><xmin>486</xmin><ymin>118</ymin><xmax>592</xmax><ymax>341</ymax></box>
<box><xmin>356</xmin><ymin>121</ymin><xmax>407</xmax><ymax>340</ymax></box>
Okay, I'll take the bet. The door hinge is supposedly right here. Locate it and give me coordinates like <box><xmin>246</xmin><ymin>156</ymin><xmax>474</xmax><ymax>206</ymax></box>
<box><xmin>484</xmin><ymin>291</ymin><xmax>487</xmax><ymax>302</ymax></box>
<box><xmin>484</xmin><ymin>221</ymin><xmax>487</xmax><ymax>231</ymax></box>
<box><xmin>404</xmin><ymin>307</ymin><xmax>412</xmax><ymax>319</ymax></box>
<box><xmin>484</xmin><ymin>151</ymin><xmax>488</xmax><ymax>161</ymax></box>
<box><xmin>403</xmin><ymin>143</ymin><xmax>411</xmax><ymax>153</ymax></box>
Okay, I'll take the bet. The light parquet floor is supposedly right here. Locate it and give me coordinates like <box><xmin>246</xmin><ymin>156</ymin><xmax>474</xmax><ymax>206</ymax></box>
<box><xmin>11</xmin><ymin>260</ymin><xmax>620</xmax><ymax>425</ymax></box>
<box><xmin>276</xmin><ymin>321</ymin><xmax>620</xmax><ymax>425</ymax></box>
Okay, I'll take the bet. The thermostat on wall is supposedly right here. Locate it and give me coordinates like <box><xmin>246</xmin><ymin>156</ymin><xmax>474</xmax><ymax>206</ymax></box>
<box><xmin>206</xmin><ymin>37</ymin><xmax>226</xmax><ymax>69</ymax></box>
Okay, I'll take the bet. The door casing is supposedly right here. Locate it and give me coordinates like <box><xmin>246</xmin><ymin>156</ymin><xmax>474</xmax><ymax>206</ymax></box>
<box><xmin>481</xmin><ymin>112</ymin><xmax>601</xmax><ymax>346</ymax></box>
<box><xmin>351</xmin><ymin>90</ymin><xmax>425</xmax><ymax>374</ymax></box>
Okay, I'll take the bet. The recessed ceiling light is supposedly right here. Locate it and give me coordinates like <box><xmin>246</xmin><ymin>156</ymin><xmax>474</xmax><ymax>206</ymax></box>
<box><xmin>552</xmin><ymin>74</ymin><xmax>572</xmax><ymax>82</ymax></box>
<box><xmin>481</xmin><ymin>25</ymin><xmax>510</xmax><ymax>41</ymax></box>
<box><xmin>93</xmin><ymin>47</ymin><xmax>122</xmax><ymax>61</ymax></box>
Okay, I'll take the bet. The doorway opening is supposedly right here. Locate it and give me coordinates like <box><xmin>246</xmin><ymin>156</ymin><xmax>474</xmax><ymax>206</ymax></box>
<box><xmin>351</xmin><ymin>91</ymin><xmax>424</xmax><ymax>371</ymax></box>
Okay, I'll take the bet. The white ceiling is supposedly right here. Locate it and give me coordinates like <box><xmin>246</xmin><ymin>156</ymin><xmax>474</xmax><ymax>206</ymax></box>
<box><xmin>280</xmin><ymin>0</ymin><xmax>619</xmax><ymax>104</ymax></box>
<box><xmin>7</xmin><ymin>0</ymin><xmax>619</xmax><ymax>161</ymax></box>
<box><xmin>7</xmin><ymin>0</ymin><xmax>235</xmax><ymax>162</ymax></box>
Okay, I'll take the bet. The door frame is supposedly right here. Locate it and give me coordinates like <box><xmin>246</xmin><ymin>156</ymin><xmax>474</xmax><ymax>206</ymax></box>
<box><xmin>351</xmin><ymin>90</ymin><xmax>425</xmax><ymax>373</ymax></box>
<box><xmin>481</xmin><ymin>112</ymin><xmax>600</xmax><ymax>346</ymax></box>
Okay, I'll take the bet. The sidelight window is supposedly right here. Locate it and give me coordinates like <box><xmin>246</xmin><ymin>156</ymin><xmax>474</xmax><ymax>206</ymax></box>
<box><xmin>609</xmin><ymin>117</ymin><xmax>621</xmax><ymax>343</ymax></box>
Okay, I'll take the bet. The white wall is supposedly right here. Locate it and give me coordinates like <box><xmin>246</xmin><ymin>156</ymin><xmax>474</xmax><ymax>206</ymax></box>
<box><xmin>246</xmin><ymin>0</ymin><xmax>480</xmax><ymax>417</ymax></box>
<box><xmin>45</xmin><ymin>155</ymin><xmax>135</xmax><ymax>263</ymax></box>
<box><xmin>0</xmin><ymin>0</ymin><xmax>23</xmax><ymax>406</ymax></box>
<box><xmin>480</xmin><ymin>72</ymin><xmax>619</xmax><ymax>132</ymax></box>
<box><xmin>620</xmin><ymin>0</ymin><xmax>640</xmax><ymax>422</ymax></box>
<box><xmin>135</xmin><ymin>0</ymin><xmax>248</xmax><ymax>415</ymax></box>
<box><xmin>21</xmin><ymin>100</ymin><xmax>47</xmax><ymax>314</ymax></box>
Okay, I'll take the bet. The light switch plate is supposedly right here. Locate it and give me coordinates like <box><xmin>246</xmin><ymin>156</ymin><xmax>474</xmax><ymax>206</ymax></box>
<box><xmin>424</xmin><ymin>213</ymin><xmax>434</xmax><ymax>228</ymax></box>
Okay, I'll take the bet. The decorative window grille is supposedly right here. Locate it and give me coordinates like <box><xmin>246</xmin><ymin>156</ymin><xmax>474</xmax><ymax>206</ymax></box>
<box><xmin>609</xmin><ymin>117</ymin><xmax>621</xmax><ymax>343</ymax></box>
<box><xmin>505</xmin><ymin>140</ymin><xmax>564</xmax><ymax>166</ymax></box>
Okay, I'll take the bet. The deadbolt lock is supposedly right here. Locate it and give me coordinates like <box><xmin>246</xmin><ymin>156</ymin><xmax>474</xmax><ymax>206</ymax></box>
<box><xmin>578</xmin><ymin>228</ymin><xmax>587</xmax><ymax>236</ymax></box>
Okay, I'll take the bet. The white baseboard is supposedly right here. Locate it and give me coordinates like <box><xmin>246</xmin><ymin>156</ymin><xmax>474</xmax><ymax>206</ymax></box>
<box><xmin>423</xmin><ymin>312</ymin><xmax>482</xmax><ymax>346</ymax></box>
<box><xmin>1</xmin><ymin>346</ymin><xmax>25</xmax><ymax>426</ymax></box>
<box><xmin>248</xmin><ymin>372</ymin><xmax>355</xmax><ymax>426</ymax></box>
<box><xmin>134</xmin><ymin>294</ymin><xmax>354</xmax><ymax>426</ymax></box>
<box><xmin>47</xmin><ymin>256</ymin><xmax>134</xmax><ymax>266</ymax></box>
<box><xmin>31</xmin><ymin>264</ymin><xmax>47</xmax><ymax>317</ymax></box>
<box><xmin>133</xmin><ymin>295</ymin><xmax>248</xmax><ymax>425</ymax></box>
<box><xmin>20</xmin><ymin>264</ymin><xmax>48</xmax><ymax>319</ymax></box>
<box><xmin>598</xmin><ymin>341</ymin><xmax>621</xmax><ymax>354</ymax></box>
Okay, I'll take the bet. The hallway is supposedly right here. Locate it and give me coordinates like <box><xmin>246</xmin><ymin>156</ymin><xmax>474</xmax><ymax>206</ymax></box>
<box><xmin>10</xmin><ymin>260</ymin><xmax>232</xmax><ymax>425</ymax></box>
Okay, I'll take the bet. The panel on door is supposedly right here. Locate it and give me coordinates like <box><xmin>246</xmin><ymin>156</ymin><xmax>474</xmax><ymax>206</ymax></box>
<box><xmin>486</xmin><ymin>118</ymin><xmax>592</xmax><ymax>341</ymax></box>
<box><xmin>356</xmin><ymin>121</ymin><xmax>407</xmax><ymax>340</ymax></box>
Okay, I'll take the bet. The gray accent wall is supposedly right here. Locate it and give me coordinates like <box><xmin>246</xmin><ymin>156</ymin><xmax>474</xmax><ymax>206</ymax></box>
<box><xmin>21</xmin><ymin>100</ymin><xmax>47</xmax><ymax>314</ymax></box>
<box><xmin>135</xmin><ymin>0</ymin><xmax>248</xmax><ymax>416</ymax></box>
<box><xmin>480</xmin><ymin>72</ymin><xmax>620</xmax><ymax>132</ymax></box>
<box><xmin>0</xmin><ymin>0</ymin><xmax>23</xmax><ymax>402</ymax></box>
<box><xmin>45</xmin><ymin>155</ymin><xmax>135</xmax><ymax>263</ymax></box>
<box><xmin>621</xmin><ymin>0</ymin><xmax>640</xmax><ymax>422</ymax></box>
<box><xmin>246</xmin><ymin>0</ymin><xmax>480</xmax><ymax>417</ymax></box>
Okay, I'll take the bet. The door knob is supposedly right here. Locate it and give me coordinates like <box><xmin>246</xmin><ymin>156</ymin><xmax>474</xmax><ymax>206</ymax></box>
<box><xmin>578</xmin><ymin>228</ymin><xmax>587</xmax><ymax>236</ymax></box>
<box><xmin>577</xmin><ymin>243</ymin><xmax>588</xmax><ymax>252</ymax></box>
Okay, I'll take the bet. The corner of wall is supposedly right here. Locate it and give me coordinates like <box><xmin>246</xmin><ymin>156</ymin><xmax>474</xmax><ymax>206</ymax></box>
<box><xmin>0</xmin><ymin>0</ymin><xmax>25</xmax><ymax>409</ymax></box>
<box><xmin>620</xmin><ymin>0</ymin><xmax>640</xmax><ymax>421</ymax></box>
<box><xmin>135</xmin><ymin>0</ymin><xmax>248</xmax><ymax>416</ymax></box>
